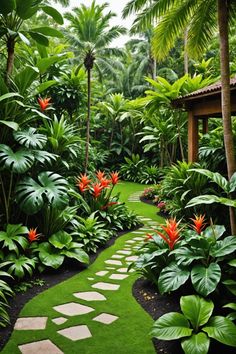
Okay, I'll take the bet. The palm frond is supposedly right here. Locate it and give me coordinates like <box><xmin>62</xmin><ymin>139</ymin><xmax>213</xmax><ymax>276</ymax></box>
<box><xmin>122</xmin><ymin>0</ymin><xmax>148</xmax><ymax>18</ymax></box>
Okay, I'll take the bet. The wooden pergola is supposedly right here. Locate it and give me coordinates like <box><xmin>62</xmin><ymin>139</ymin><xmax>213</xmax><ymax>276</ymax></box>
<box><xmin>172</xmin><ymin>78</ymin><xmax>236</xmax><ymax>161</ymax></box>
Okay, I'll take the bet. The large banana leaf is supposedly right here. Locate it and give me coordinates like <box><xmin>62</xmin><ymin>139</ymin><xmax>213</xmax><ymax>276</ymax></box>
<box><xmin>14</xmin><ymin>128</ymin><xmax>47</xmax><ymax>149</ymax></box>
<box><xmin>0</xmin><ymin>144</ymin><xmax>34</xmax><ymax>173</ymax></box>
<box><xmin>15</xmin><ymin>171</ymin><xmax>69</xmax><ymax>214</ymax></box>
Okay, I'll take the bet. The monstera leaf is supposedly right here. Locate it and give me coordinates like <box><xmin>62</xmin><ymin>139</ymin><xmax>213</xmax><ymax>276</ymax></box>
<box><xmin>15</xmin><ymin>171</ymin><xmax>69</xmax><ymax>214</ymax></box>
<box><xmin>14</xmin><ymin>128</ymin><xmax>47</xmax><ymax>149</ymax></box>
<box><xmin>0</xmin><ymin>144</ymin><xmax>34</xmax><ymax>173</ymax></box>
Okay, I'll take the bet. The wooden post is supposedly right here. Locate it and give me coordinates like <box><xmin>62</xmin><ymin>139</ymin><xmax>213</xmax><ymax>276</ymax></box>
<box><xmin>188</xmin><ymin>111</ymin><xmax>198</xmax><ymax>162</ymax></box>
<box><xmin>202</xmin><ymin>118</ymin><xmax>208</xmax><ymax>134</ymax></box>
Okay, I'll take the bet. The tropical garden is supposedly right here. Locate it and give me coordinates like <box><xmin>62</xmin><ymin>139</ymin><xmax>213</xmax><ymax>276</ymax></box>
<box><xmin>0</xmin><ymin>0</ymin><xmax>236</xmax><ymax>353</ymax></box>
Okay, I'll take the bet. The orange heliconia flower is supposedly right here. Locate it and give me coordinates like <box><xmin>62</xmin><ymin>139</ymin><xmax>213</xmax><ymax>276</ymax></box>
<box><xmin>92</xmin><ymin>183</ymin><xmax>103</xmax><ymax>198</ymax></box>
<box><xmin>110</xmin><ymin>171</ymin><xmax>119</xmax><ymax>185</ymax></box>
<box><xmin>38</xmin><ymin>97</ymin><xmax>51</xmax><ymax>111</ymax></box>
<box><xmin>28</xmin><ymin>228</ymin><xmax>41</xmax><ymax>242</ymax></box>
<box><xmin>156</xmin><ymin>218</ymin><xmax>181</xmax><ymax>250</ymax></box>
<box><xmin>190</xmin><ymin>214</ymin><xmax>207</xmax><ymax>234</ymax></box>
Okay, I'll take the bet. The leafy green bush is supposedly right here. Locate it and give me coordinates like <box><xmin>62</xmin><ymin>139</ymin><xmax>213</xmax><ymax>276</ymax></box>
<box><xmin>138</xmin><ymin>165</ymin><xmax>161</xmax><ymax>184</ymax></box>
<box><xmin>120</xmin><ymin>154</ymin><xmax>144</xmax><ymax>182</ymax></box>
<box><xmin>152</xmin><ymin>295</ymin><xmax>236</xmax><ymax>354</ymax></box>
<box><xmin>0</xmin><ymin>267</ymin><xmax>14</xmax><ymax>328</ymax></box>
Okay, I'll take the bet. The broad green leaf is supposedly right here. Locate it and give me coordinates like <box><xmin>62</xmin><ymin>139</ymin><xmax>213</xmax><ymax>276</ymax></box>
<box><xmin>170</xmin><ymin>247</ymin><xmax>204</xmax><ymax>266</ymax></box>
<box><xmin>37</xmin><ymin>80</ymin><xmax>57</xmax><ymax>93</ymax></box>
<box><xmin>16</xmin><ymin>0</ymin><xmax>38</xmax><ymax>19</ymax></box>
<box><xmin>28</xmin><ymin>31</ymin><xmax>49</xmax><ymax>46</ymax></box>
<box><xmin>14</xmin><ymin>66</ymin><xmax>39</xmax><ymax>94</ymax></box>
<box><xmin>0</xmin><ymin>92</ymin><xmax>22</xmax><ymax>102</ymax></box>
<box><xmin>210</xmin><ymin>236</ymin><xmax>236</xmax><ymax>257</ymax></box>
<box><xmin>49</xmin><ymin>231</ymin><xmax>72</xmax><ymax>249</ymax></box>
<box><xmin>0</xmin><ymin>144</ymin><xmax>34</xmax><ymax>173</ymax></box>
<box><xmin>191</xmin><ymin>263</ymin><xmax>221</xmax><ymax>296</ymax></box>
<box><xmin>229</xmin><ymin>172</ymin><xmax>236</xmax><ymax>192</ymax></box>
<box><xmin>202</xmin><ymin>225</ymin><xmax>226</xmax><ymax>241</ymax></box>
<box><xmin>187</xmin><ymin>195</ymin><xmax>236</xmax><ymax>208</ymax></box>
<box><xmin>0</xmin><ymin>120</ymin><xmax>19</xmax><ymax>131</ymax></box>
<box><xmin>0</xmin><ymin>0</ymin><xmax>15</xmax><ymax>15</ymax></box>
<box><xmin>158</xmin><ymin>263</ymin><xmax>190</xmax><ymax>294</ymax></box>
<box><xmin>15</xmin><ymin>171</ymin><xmax>69</xmax><ymax>214</ymax></box>
<box><xmin>228</xmin><ymin>259</ymin><xmax>236</xmax><ymax>267</ymax></box>
<box><xmin>180</xmin><ymin>295</ymin><xmax>214</xmax><ymax>329</ymax></box>
<box><xmin>37</xmin><ymin>55</ymin><xmax>66</xmax><ymax>74</ymax></box>
<box><xmin>38</xmin><ymin>243</ymin><xmax>64</xmax><ymax>269</ymax></box>
<box><xmin>18</xmin><ymin>32</ymin><xmax>30</xmax><ymax>45</ymax></box>
<box><xmin>151</xmin><ymin>312</ymin><xmax>192</xmax><ymax>340</ymax></box>
<box><xmin>14</xmin><ymin>128</ymin><xmax>47</xmax><ymax>149</ymax></box>
<box><xmin>41</xmin><ymin>6</ymin><xmax>64</xmax><ymax>25</ymax></box>
<box><xmin>31</xmin><ymin>27</ymin><xmax>63</xmax><ymax>38</ymax></box>
<box><xmin>223</xmin><ymin>303</ymin><xmax>236</xmax><ymax>311</ymax></box>
<box><xmin>203</xmin><ymin>316</ymin><xmax>236</xmax><ymax>347</ymax></box>
<box><xmin>189</xmin><ymin>169</ymin><xmax>229</xmax><ymax>192</ymax></box>
<box><xmin>181</xmin><ymin>333</ymin><xmax>210</xmax><ymax>354</ymax></box>
<box><xmin>223</xmin><ymin>280</ymin><xmax>236</xmax><ymax>295</ymax></box>
<box><xmin>62</xmin><ymin>248</ymin><xmax>89</xmax><ymax>264</ymax></box>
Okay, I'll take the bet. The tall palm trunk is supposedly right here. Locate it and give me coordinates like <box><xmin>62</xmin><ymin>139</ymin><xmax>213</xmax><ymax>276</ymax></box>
<box><xmin>218</xmin><ymin>0</ymin><xmax>236</xmax><ymax>234</ymax></box>
<box><xmin>84</xmin><ymin>67</ymin><xmax>91</xmax><ymax>173</ymax></box>
<box><xmin>6</xmin><ymin>37</ymin><xmax>15</xmax><ymax>85</ymax></box>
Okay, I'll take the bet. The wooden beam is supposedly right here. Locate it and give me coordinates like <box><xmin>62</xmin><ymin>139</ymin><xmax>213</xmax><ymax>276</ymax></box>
<box><xmin>202</xmin><ymin>118</ymin><xmax>208</xmax><ymax>134</ymax></box>
<box><xmin>188</xmin><ymin>111</ymin><xmax>198</xmax><ymax>162</ymax></box>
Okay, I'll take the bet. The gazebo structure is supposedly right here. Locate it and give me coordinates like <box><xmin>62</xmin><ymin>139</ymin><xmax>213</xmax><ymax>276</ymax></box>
<box><xmin>172</xmin><ymin>77</ymin><xmax>236</xmax><ymax>162</ymax></box>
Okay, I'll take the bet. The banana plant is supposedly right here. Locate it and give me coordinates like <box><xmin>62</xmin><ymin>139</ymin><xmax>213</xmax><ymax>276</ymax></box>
<box><xmin>152</xmin><ymin>295</ymin><xmax>236</xmax><ymax>354</ymax></box>
<box><xmin>0</xmin><ymin>0</ymin><xmax>64</xmax><ymax>82</ymax></box>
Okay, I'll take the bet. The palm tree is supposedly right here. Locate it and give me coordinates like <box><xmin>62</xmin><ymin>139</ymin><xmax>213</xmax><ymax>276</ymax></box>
<box><xmin>0</xmin><ymin>1</ymin><xmax>63</xmax><ymax>84</ymax></box>
<box><xmin>65</xmin><ymin>1</ymin><xmax>126</xmax><ymax>171</ymax></box>
<box><xmin>123</xmin><ymin>0</ymin><xmax>236</xmax><ymax>234</ymax></box>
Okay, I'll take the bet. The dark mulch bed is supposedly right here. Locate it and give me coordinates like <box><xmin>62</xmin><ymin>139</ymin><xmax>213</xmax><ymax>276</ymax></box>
<box><xmin>0</xmin><ymin>226</ymin><xmax>140</xmax><ymax>351</ymax></box>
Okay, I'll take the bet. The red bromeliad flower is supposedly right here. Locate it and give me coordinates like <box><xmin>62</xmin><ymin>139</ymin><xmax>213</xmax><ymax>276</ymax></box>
<box><xmin>28</xmin><ymin>228</ymin><xmax>41</xmax><ymax>242</ymax></box>
<box><xmin>110</xmin><ymin>171</ymin><xmax>119</xmax><ymax>185</ymax></box>
<box><xmin>100</xmin><ymin>177</ymin><xmax>111</xmax><ymax>188</ymax></box>
<box><xmin>96</xmin><ymin>170</ymin><xmax>105</xmax><ymax>181</ymax></box>
<box><xmin>38</xmin><ymin>97</ymin><xmax>51</xmax><ymax>111</ymax></box>
<box><xmin>101</xmin><ymin>201</ymin><xmax>118</xmax><ymax>210</ymax></box>
<box><xmin>77</xmin><ymin>182</ymin><xmax>88</xmax><ymax>193</ymax></box>
<box><xmin>144</xmin><ymin>233</ymin><xmax>153</xmax><ymax>242</ymax></box>
<box><xmin>75</xmin><ymin>173</ymin><xmax>91</xmax><ymax>193</ymax></box>
<box><xmin>156</xmin><ymin>218</ymin><xmax>181</xmax><ymax>250</ymax></box>
<box><xmin>190</xmin><ymin>214</ymin><xmax>207</xmax><ymax>234</ymax></box>
<box><xmin>92</xmin><ymin>183</ymin><xmax>103</xmax><ymax>198</ymax></box>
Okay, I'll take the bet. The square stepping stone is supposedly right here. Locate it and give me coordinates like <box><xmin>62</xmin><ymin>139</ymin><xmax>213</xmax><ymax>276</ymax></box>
<box><xmin>58</xmin><ymin>325</ymin><xmax>92</xmax><ymax>341</ymax></box>
<box><xmin>53</xmin><ymin>302</ymin><xmax>94</xmax><ymax>316</ymax></box>
<box><xmin>117</xmin><ymin>267</ymin><xmax>135</xmax><ymax>273</ymax></box>
<box><xmin>105</xmin><ymin>260</ymin><xmax>122</xmax><ymax>266</ymax></box>
<box><xmin>96</xmin><ymin>271</ymin><xmax>109</xmax><ymax>276</ymax></box>
<box><xmin>52</xmin><ymin>317</ymin><xmax>67</xmax><ymax>325</ymax></box>
<box><xmin>126</xmin><ymin>256</ymin><xmax>139</xmax><ymax>262</ymax></box>
<box><xmin>92</xmin><ymin>282</ymin><xmax>120</xmax><ymax>291</ymax></box>
<box><xmin>117</xmin><ymin>250</ymin><xmax>131</xmax><ymax>255</ymax></box>
<box><xmin>18</xmin><ymin>340</ymin><xmax>63</xmax><ymax>354</ymax></box>
<box><xmin>14</xmin><ymin>317</ymin><xmax>47</xmax><ymax>330</ymax></box>
<box><xmin>73</xmin><ymin>291</ymin><xmax>106</xmax><ymax>301</ymax></box>
<box><xmin>133</xmin><ymin>237</ymin><xmax>144</xmax><ymax>241</ymax></box>
<box><xmin>109</xmin><ymin>274</ymin><xmax>129</xmax><ymax>280</ymax></box>
<box><xmin>111</xmin><ymin>254</ymin><xmax>124</xmax><ymax>259</ymax></box>
<box><xmin>93</xmin><ymin>313</ymin><xmax>118</xmax><ymax>325</ymax></box>
<box><xmin>126</xmin><ymin>240</ymin><xmax>136</xmax><ymax>244</ymax></box>
<box><xmin>87</xmin><ymin>277</ymin><xmax>94</xmax><ymax>280</ymax></box>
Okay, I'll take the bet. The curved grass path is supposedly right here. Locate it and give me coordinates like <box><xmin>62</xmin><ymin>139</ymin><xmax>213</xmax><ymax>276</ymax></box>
<box><xmin>2</xmin><ymin>182</ymin><xmax>163</xmax><ymax>354</ymax></box>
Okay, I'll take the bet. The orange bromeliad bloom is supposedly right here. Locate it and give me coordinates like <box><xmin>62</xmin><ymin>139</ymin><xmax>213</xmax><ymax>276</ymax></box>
<box><xmin>38</xmin><ymin>97</ymin><xmax>51</xmax><ymax>111</ymax></box>
<box><xmin>28</xmin><ymin>228</ymin><xmax>40</xmax><ymax>242</ymax></box>
<box><xmin>96</xmin><ymin>170</ymin><xmax>105</xmax><ymax>181</ymax></box>
<box><xmin>100</xmin><ymin>177</ymin><xmax>111</xmax><ymax>188</ymax></box>
<box><xmin>76</xmin><ymin>174</ymin><xmax>91</xmax><ymax>193</ymax></box>
<box><xmin>92</xmin><ymin>183</ymin><xmax>103</xmax><ymax>198</ymax></box>
<box><xmin>190</xmin><ymin>214</ymin><xmax>207</xmax><ymax>234</ymax></box>
<box><xmin>156</xmin><ymin>218</ymin><xmax>181</xmax><ymax>250</ymax></box>
<box><xmin>110</xmin><ymin>171</ymin><xmax>119</xmax><ymax>185</ymax></box>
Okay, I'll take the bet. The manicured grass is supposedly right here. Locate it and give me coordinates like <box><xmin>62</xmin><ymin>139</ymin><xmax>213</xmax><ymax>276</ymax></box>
<box><xmin>2</xmin><ymin>182</ymin><xmax>163</xmax><ymax>354</ymax></box>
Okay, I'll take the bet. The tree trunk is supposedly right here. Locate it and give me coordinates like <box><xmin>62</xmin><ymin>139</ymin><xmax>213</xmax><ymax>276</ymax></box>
<box><xmin>218</xmin><ymin>0</ymin><xmax>236</xmax><ymax>234</ymax></box>
<box><xmin>84</xmin><ymin>68</ymin><xmax>91</xmax><ymax>172</ymax></box>
<box><xmin>184</xmin><ymin>29</ymin><xmax>188</xmax><ymax>75</ymax></box>
<box><xmin>6</xmin><ymin>37</ymin><xmax>15</xmax><ymax>85</ymax></box>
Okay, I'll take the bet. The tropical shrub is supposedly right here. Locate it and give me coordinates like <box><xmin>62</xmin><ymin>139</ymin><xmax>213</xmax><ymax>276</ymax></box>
<box><xmin>120</xmin><ymin>154</ymin><xmax>145</xmax><ymax>182</ymax></box>
<box><xmin>151</xmin><ymin>295</ymin><xmax>236</xmax><ymax>354</ymax></box>
<box><xmin>138</xmin><ymin>165</ymin><xmax>161</xmax><ymax>184</ymax></box>
<box><xmin>70</xmin><ymin>213</ymin><xmax>113</xmax><ymax>253</ymax></box>
<box><xmin>0</xmin><ymin>267</ymin><xmax>14</xmax><ymax>327</ymax></box>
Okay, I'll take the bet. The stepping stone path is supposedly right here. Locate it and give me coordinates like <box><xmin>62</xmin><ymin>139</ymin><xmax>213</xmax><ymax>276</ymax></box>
<box><xmin>10</xmin><ymin>189</ymin><xmax>160</xmax><ymax>354</ymax></box>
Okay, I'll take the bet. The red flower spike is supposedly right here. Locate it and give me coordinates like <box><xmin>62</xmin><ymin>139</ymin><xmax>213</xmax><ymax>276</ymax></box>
<box><xmin>92</xmin><ymin>183</ymin><xmax>103</xmax><ymax>198</ymax></box>
<box><xmin>28</xmin><ymin>228</ymin><xmax>41</xmax><ymax>242</ymax></box>
<box><xmin>38</xmin><ymin>97</ymin><xmax>51</xmax><ymax>111</ymax></box>
<box><xmin>77</xmin><ymin>182</ymin><xmax>88</xmax><ymax>193</ymax></box>
<box><xmin>96</xmin><ymin>170</ymin><xmax>105</xmax><ymax>181</ymax></box>
<box><xmin>190</xmin><ymin>214</ymin><xmax>207</xmax><ymax>234</ymax></box>
<box><xmin>79</xmin><ymin>173</ymin><xmax>91</xmax><ymax>187</ymax></box>
<box><xmin>144</xmin><ymin>233</ymin><xmax>153</xmax><ymax>242</ymax></box>
<box><xmin>156</xmin><ymin>218</ymin><xmax>181</xmax><ymax>250</ymax></box>
<box><xmin>100</xmin><ymin>177</ymin><xmax>111</xmax><ymax>188</ymax></box>
<box><xmin>110</xmin><ymin>171</ymin><xmax>119</xmax><ymax>185</ymax></box>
